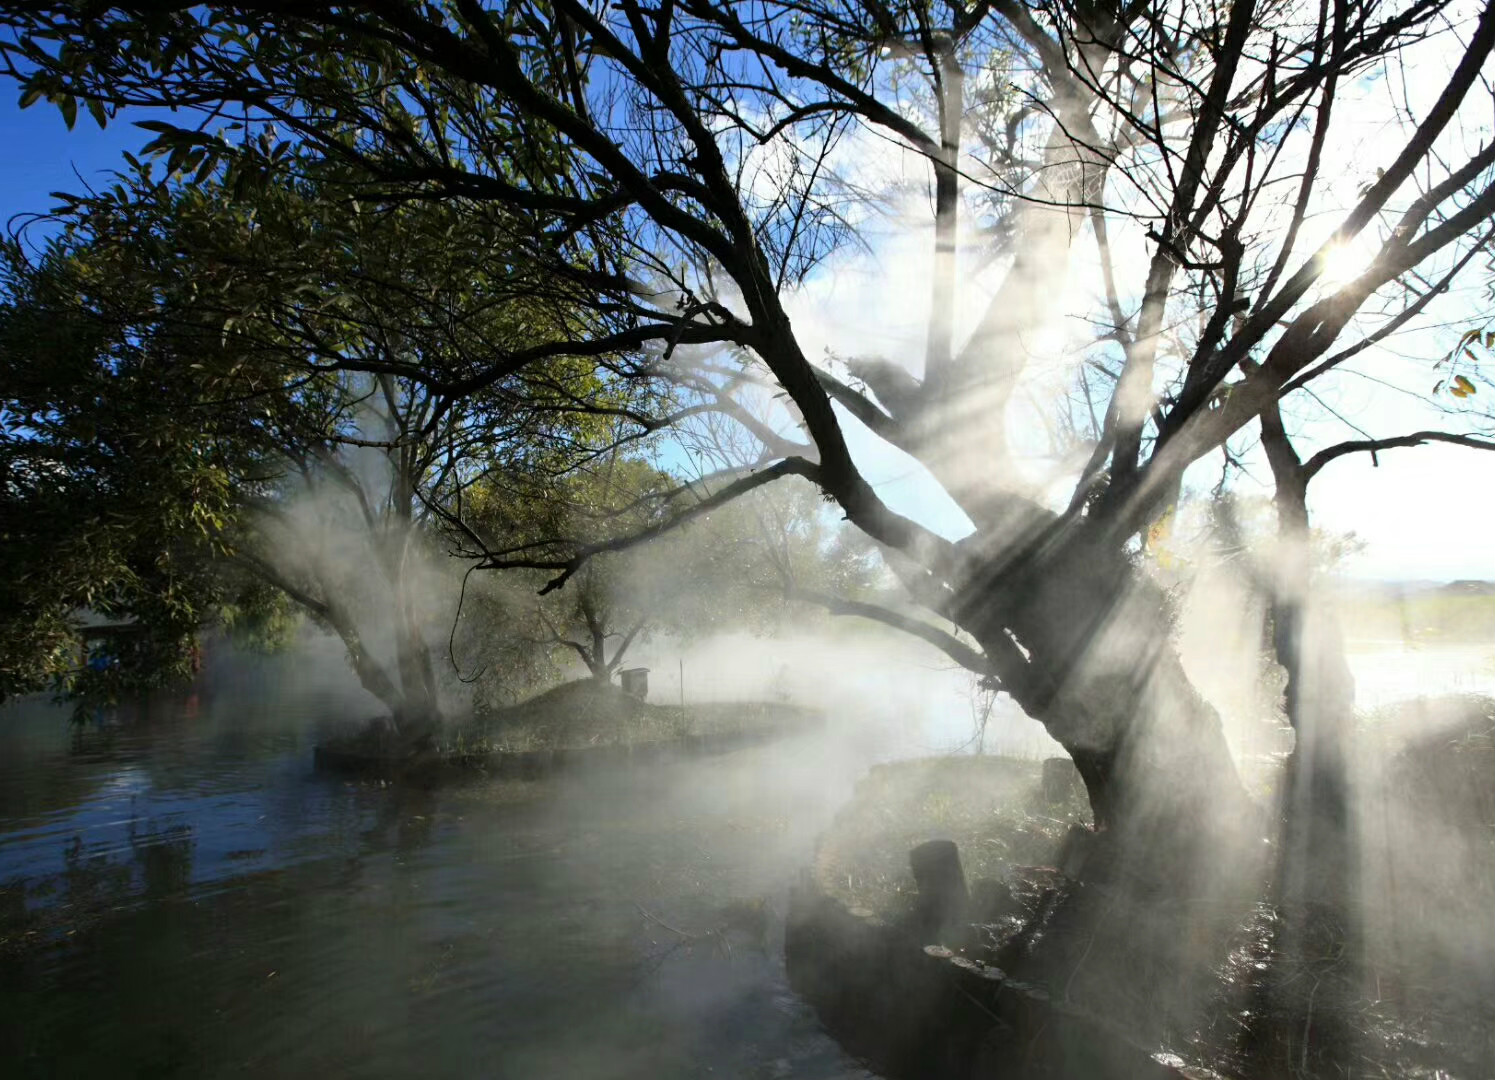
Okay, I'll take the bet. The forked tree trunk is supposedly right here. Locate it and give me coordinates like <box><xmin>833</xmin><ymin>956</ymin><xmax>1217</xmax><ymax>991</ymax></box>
<box><xmin>340</xmin><ymin>624</ymin><xmax>405</xmax><ymax>718</ymax></box>
<box><xmin>1271</xmin><ymin>549</ymin><xmax>1357</xmax><ymax>901</ymax></box>
<box><xmin>393</xmin><ymin>614</ymin><xmax>441</xmax><ymax>738</ymax></box>
<box><xmin>959</xmin><ymin>524</ymin><xmax>1251</xmax><ymax>878</ymax></box>
<box><xmin>391</xmin><ymin>551</ymin><xmax>441</xmax><ymax>738</ymax></box>
<box><xmin>329</xmin><ymin>614</ymin><xmax>434</xmax><ymax>748</ymax></box>
<box><xmin>1250</xmin><ymin>556</ymin><xmax>1364</xmax><ymax>1075</ymax></box>
<box><xmin>954</xmin><ymin>524</ymin><xmax>1259</xmax><ymax>1051</ymax></box>
<box><xmin>382</xmin><ymin>479</ymin><xmax>441</xmax><ymax>742</ymax></box>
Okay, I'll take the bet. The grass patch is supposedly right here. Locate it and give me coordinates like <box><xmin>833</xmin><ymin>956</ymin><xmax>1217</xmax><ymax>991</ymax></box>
<box><xmin>1339</xmin><ymin>583</ymin><xmax>1495</xmax><ymax>645</ymax></box>
<box><xmin>446</xmin><ymin>680</ymin><xmax>821</xmax><ymax>754</ymax></box>
<box><xmin>456</xmin><ymin>680</ymin><xmax>687</xmax><ymax>752</ymax></box>
<box><xmin>812</xmin><ymin>754</ymin><xmax>1089</xmax><ymax>919</ymax></box>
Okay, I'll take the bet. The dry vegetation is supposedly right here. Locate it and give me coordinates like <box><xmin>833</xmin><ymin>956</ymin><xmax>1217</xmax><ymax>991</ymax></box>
<box><xmin>811</xmin><ymin>755</ymin><xmax>1090</xmax><ymax>919</ymax></box>
<box><xmin>1338</xmin><ymin>584</ymin><xmax>1495</xmax><ymax>646</ymax></box>
<box><xmin>806</xmin><ymin>697</ymin><xmax>1495</xmax><ymax>1077</ymax></box>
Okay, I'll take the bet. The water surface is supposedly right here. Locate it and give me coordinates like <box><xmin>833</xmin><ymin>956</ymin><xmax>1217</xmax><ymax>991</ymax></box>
<box><xmin>0</xmin><ymin>654</ymin><xmax>879</xmax><ymax>1079</ymax></box>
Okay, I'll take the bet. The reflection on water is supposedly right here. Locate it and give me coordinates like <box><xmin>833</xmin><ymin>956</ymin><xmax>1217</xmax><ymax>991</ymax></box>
<box><xmin>0</xmin><ymin>653</ymin><xmax>876</xmax><ymax>1079</ymax></box>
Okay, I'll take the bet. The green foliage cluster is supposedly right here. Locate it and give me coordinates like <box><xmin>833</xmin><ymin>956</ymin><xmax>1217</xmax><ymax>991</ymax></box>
<box><xmin>0</xmin><ymin>1</ymin><xmax>901</xmax><ymax>712</ymax></box>
<box><xmin>0</xmin><ymin>236</ymin><xmax>272</xmax><ymax>702</ymax></box>
<box><xmin>0</xmin><ymin>168</ymin><xmax>622</xmax><ymax>709</ymax></box>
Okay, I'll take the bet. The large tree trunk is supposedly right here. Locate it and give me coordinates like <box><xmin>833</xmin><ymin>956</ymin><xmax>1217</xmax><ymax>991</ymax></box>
<box><xmin>339</xmin><ymin>623</ymin><xmax>406</xmax><ymax>719</ymax></box>
<box><xmin>955</xmin><ymin>521</ymin><xmax>1262</xmax><ymax>1052</ymax></box>
<box><xmin>1271</xmin><ymin>548</ymin><xmax>1357</xmax><ymax>903</ymax></box>
<box><xmin>958</xmin><ymin>523</ymin><xmax>1251</xmax><ymax>877</ymax></box>
<box><xmin>241</xmin><ymin>550</ymin><xmax>414</xmax><ymax>726</ymax></box>
<box><xmin>392</xmin><ymin>608</ymin><xmax>440</xmax><ymax>738</ymax></box>
<box><xmin>383</xmin><ymin>461</ymin><xmax>442</xmax><ymax>742</ymax></box>
<box><xmin>390</xmin><ymin>530</ymin><xmax>441</xmax><ymax>738</ymax></box>
<box><xmin>1260</xmin><ymin>415</ymin><xmax>1358</xmax><ymax>904</ymax></box>
<box><xmin>1247</xmin><ymin>559</ymin><xmax>1364</xmax><ymax>1076</ymax></box>
<box><xmin>1247</xmin><ymin>409</ymin><xmax>1365</xmax><ymax>1075</ymax></box>
<box><xmin>586</xmin><ymin>621</ymin><xmax>611</xmax><ymax>683</ymax></box>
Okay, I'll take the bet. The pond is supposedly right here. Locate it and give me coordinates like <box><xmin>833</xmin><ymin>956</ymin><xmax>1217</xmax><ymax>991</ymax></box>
<box><xmin>0</xmin><ymin>650</ymin><xmax>884</xmax><ymax>1079</ymax></box>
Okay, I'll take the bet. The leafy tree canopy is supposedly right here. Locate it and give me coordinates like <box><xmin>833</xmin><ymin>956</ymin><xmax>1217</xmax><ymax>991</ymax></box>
<box><xmin>0</xmin><ymin>143</ymin><xmax>656</xmax><ymax>708</ymax></box>
<box><xmin>4</xmin><ymin>0</ymin><xmax>1495</xmax><ymax>840</ymax></box>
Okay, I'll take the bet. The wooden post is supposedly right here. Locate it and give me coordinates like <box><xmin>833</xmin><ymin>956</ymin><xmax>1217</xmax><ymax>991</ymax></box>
<box><xmin>909</xmin><ymin>839</ymin><xmax>969</xmax><ymax>940</ymax></box>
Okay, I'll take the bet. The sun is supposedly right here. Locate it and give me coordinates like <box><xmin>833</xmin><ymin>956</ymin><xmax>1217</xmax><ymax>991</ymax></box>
<box><xmin>1316</xmin><ymin>238</ymin><xmax>1377</xmax><ymax>289</ymax></box>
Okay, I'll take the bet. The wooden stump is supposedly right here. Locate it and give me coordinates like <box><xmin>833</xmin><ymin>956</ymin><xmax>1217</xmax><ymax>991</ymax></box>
<box><xmin>909</xmin><ymin>839</ymin><xmax>969</xmax><ymax>941</ymax></box>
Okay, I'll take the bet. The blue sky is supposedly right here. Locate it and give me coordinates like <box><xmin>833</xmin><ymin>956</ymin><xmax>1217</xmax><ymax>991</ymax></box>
<box><xmin>5</xmin><ymin>92</ymin><xmax>1492</xmax><ymax>583</ymax></box>
<box><xmin>0</xmin><ymin>97</ymin><xmax>153</xmax><ymax>240</ymax></box>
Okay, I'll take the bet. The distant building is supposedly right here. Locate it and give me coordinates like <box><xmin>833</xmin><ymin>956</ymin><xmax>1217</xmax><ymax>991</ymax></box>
<box><xmin>619</xmin><ymin>667</ymin><xmax>650</xmax><ymax>700</ymax></box>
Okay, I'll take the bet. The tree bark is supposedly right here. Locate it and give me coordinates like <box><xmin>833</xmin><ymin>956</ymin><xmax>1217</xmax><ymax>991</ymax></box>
<box><xmin>1247</xmin><ymin>405</ymin><xmax>1365</xmax><ymax>1073</ymax></box>
<box><xmin>959</xmin><ymin>521</ymin><xmax>1250</xmax><ymax>875</ymax></box>
<box><xmin>392</xmin><ymin>605</ymin><xmax>440</xmax><ymax>734</ymax></box>
<box><xmin>959</xmin><ymin>521</ymin><xmax>1260</xmax><ymax>1049</ymax></box>
<box><xmin>381</xmin><ymin>439</ymin><xmax>442</xmax><ymax>741</ymax></box>
<box><xmin>1261</xmin><ymin>405</ymin><xmax>1358</xmax><ymax>896</ymax></box>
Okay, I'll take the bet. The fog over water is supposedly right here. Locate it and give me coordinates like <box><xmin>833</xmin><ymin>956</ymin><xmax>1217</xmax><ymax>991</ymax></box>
<box><xmin>2</xmin><ymin>608</ymin><xmax>1490</xmax><ymax>1077</ymax></box>
<box><xmin>0</xmin><ymin>632</ymin><xmax>922</xmax><ymax>1079</ymax></box>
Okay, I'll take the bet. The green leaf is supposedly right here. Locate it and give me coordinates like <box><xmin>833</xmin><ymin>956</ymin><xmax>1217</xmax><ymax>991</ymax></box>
<box><xmin>1453</xmin><ymin>374</ymin><xmax>1476</xmax><ymax>396</ymax></box>
<box><xmin>192</xmin><ymin>151</ymin><xmax>217</xmax><ymax>186</ymax></box>
<box><xmin>58</xmin><ymin>93</ymin><xmax>77</xmax><ymax>130</ymax></box>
